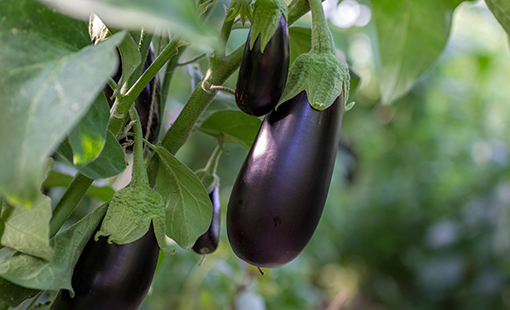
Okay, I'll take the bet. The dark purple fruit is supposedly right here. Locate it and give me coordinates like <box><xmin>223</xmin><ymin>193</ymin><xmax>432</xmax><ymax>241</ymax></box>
<box><xmin>51</xmin><ymin>224</ymin><xmax>160</xmax><ymax>310</ymax></box>
<box><xmin>235</xmin><ymin>14</ymin><xmax>290</xmax><ymax>117</ymax></box>
<box><xmin>227</xmin><ymin>91</ymin><xmax>344</xmax><ymax>268</ymax></box>
<box><xmin>192</xmin><ymin>187</ymin><xmax>221</xmax><ymax>254</ymax></box>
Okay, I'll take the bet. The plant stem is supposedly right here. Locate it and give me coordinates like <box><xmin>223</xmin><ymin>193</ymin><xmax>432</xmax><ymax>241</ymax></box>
<box><xmin>129</xmin><ymin>106</ymin><xmax>149</xmax><ymax>188</ymax></box>
<box><xmin>308</xmin><ymin>0</ymin><xmax>335</xmax><ymax>54</ymax></box>
<box><xmin>159</xmin><ymin>0</ymin><xmax>315</xmax><ymax>156</ymax></box>
<box><xmin>49</xmin><ymin>173</ymin><xmax>93</xmax><ymax>237</ymax></box>
<box><xmin>160</xmin><ymin>46</ymin><xmax>187</xmax><ymax>118</ymax></box>
<box><xmin>108</xmin><ymin>38</ymin><xmax>183</xmax><ymax>137</ymax></box>
<box><xmin>25</xmin><ymin>290</ymin><xmax>44</xmax><ymax>310</ymax></box>
<box><xmin>160</xmin><ymin>47</ymin><xmax>243</xmax><ymax>155</ymax></box>
<box><xmin>177</xmin><ymin>53</ymin><xmax>207</xmax><ymax>66</ymax></box>
<box><xmin>204</xmin><ymin>145</ymin><xmax>223</xmax><ymax>175</ymax></box>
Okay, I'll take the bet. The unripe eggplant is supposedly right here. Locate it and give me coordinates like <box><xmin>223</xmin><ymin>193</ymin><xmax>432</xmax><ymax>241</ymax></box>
<box><xmin>227</xmin><ymin>91</ymin><xmax>344</xmax><ymax>268</ymax></box>
<box><xmin>192</xmin><ymin>187</ymin><xmax>221</xmax><ymax>254</ymax></box>
<box><xmin>51</xmin><ymin>224</ymin><xmax>160</xmax><ymax>310</ymax></box>
<box><xmin>235</xmin><ymin>15</ymin><xmax>290</xmax><ymax>117</ymax></box>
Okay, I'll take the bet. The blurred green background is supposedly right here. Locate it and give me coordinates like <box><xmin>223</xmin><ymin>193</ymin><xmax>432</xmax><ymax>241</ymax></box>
<box><xmin>95</xmin><ymin>0</ymin><xmax>510</xmax><ymax>309</ymax></box>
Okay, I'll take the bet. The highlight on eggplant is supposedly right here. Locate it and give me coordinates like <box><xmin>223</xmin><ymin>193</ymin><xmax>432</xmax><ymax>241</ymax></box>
<box><xmin>227</xmin><ymin>91</ymin><xmax>344</xmax><ymax>268</ymax></box>
<box><xmin>235</xmin><ymin>14</ymin><xmax>290</xmax><ymax>117</ymax></box>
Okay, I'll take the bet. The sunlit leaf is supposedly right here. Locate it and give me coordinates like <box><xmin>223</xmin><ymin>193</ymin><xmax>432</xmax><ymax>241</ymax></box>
<box><xmin>58</xmin><ymin>131</ymin><xmax>127</xmax><ymax>180</ymax></box>
<box><xmin>371</xmin><ymin>0</ymin><xmax>468</xmax><ymax>103</ymax></box>
<box><xmin>68</xmin><ymin>92</ymin><xmax>110</xmax><ymax>166</ymax></box>
<box><xmin>0</xmin><ymin>0</ymin><xmax>124</xmax><ymax>206</ymax></box>
<box><xmin>37</xmin><ymin>0</ymin><xmax>217</xmax><ymax>51</ymax></box>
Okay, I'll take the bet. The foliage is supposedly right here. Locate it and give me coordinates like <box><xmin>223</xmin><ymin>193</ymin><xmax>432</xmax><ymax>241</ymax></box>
<box><xmin>1</xmin><ymin>0</ymin><xmax>510</xmax><ymax>309</ymax></box>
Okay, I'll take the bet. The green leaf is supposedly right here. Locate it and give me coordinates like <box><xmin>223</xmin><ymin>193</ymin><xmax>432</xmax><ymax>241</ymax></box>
<box><xmin>58</xmin><ymin>131</ymin><xmax>127</xmax><ymax>180</ymax></box>
<box><xmin>371</xmin><ymin>0</ymin><xmax>466</xmax><ymax>103</ymax></box>
<box><xmin>42</xmin><ymin>170</ymin><xmax>115</xmax><ymax>201</ymax></box>
<box><xmin>288</xmin><ymin>26</ymin><xmax>311</xmax><ymax>64</ymax></box>
<box><xmin>95</xmin><ymin>186</ymin><xmax>167</xmax><ymax>250</ymax></box>
<box><xmin>486</xmin><ymin>0</ymin><xmax>510</xmax><ymax>36</ymax></box>
<box><xmin>0</xmin><ymin>276</ymin><xmax>39</xmax><ymax>308</ymax></box>
<box><xmin>0</xmin><ymin>204</ymin><xmax>107</xmax><ymax>293</ymax></box>
<box><xmin>113</xmin><ymin>33</ymin><xmax>141</xmax><ymax>98</ymax></box>
<box><xmin>0</xmin><ymin>0</ymin><xmax>125</xmax><ymax>206</ymax></box>
<box><xmin>153</xmin><ymin>146</ymin><xmax>212</xmax><ymax>250</ymax></box>
<box><xmin>68</xmin><ymin>92</ymin><xmax>110</xmax><ymax>166</ymax></box>
<box><xmin>37</xmin><ymin>0</ymin><xmax>217</xmax><ymax>51</ymax></box>
<box><xmin>0</xmin><ymin>197</ymin><xmax>53</xmax><ymax>260</ymax></box>
<box><xmin>200</xmin><ymin>110</ymin><xmax>262</xmax><ymax>150</ymax></box>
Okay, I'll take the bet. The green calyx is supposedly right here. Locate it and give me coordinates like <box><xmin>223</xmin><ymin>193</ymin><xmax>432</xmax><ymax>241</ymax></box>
<box><xmin>278</xmin><ymin>52</ymin><xmax>349</xmax><ymax>110</ymax></box>
<box><xmin>95</xmin><ymin>106</ymin><xmax>167</xmax><ymax>251</ymax></box>
<box><xmin>277</xmin><ymin>0</ymin><xmax>349</xmax><ymax>110</ymax></box>
<box><xmin>95</xmin><ymin>186</ymin><xmax>167</xmax><ymax>250</ymax></box>
<box><xmin>249</xmin><ymin>0</ymin><xmax>288</xmax><ymax>51</ymax></box>
<box><xmin>225</xmin><ymin>0</ymin><xmax>254</xmax><ymax>26</ymax></box>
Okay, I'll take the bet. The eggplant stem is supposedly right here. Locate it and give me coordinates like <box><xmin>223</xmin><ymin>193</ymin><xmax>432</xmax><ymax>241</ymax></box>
<box><xmin>257</xmin><ymin>267</ymin><xmax>266</xmax><ymax>276</ymax></box>
<box><xmin>209</xmin><ymin>84</ymin><xmax>236</xmax><ymax>95</ymax></box>
<box><xmin>198</xmin><ymin>254</ymin><xmax>207</xmax><ymax>266</ymax></box>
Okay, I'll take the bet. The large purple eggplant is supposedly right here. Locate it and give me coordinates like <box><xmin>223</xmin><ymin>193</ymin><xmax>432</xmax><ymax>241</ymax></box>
<box><xmin>235</xmin><ymin>15</ymin><xmax>290</xmax><ymax>117</ymax></box>
<box><xmin>51</xmin><ymin>224</ymin><xmax>160</xmax><ymax>310</ymax></box>
<box><xmin>227</xmin><ymin>91</ymin><xmax>344</xmax><ymax>268</ymax></box>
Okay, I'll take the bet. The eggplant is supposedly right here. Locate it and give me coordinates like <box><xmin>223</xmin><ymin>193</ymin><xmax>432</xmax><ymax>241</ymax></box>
<box><xmin>227</xmin><ymin>91</ymin><xmax>344</xmax><ymax>268</ymax></box>
<box><xmin>235</xmin><ymin>15</ymin><xmax>290</xmax><ymax>117</ymax></box>
<box><xmin>192</xmin><ymin>187</ymin><xmax>221</xmax><ymax>254</ymax></box>
<box><xmin>51</xmin><ymin>224</ymin><xmax>160</xmax><ymax>310</ymax></box>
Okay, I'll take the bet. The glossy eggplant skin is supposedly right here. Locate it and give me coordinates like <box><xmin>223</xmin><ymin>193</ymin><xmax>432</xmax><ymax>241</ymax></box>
<box><xmin>227</xmin><ymin>91</ymin><xmax>344</xmax><ymax>268</ymax></box>
<box><xmin>235</xmin><ymin>15</ymin><xmax>290</xmax><ymax>117</ymax></box>
<box><xmin>192</xmin><ymin>187</ymin><xmax>221</xmax><ymax>254</ymax></box>
<box><xmin>51</xmin><ymin>224</ymin><xmax>160</xmax><ymax>310</ymax></box>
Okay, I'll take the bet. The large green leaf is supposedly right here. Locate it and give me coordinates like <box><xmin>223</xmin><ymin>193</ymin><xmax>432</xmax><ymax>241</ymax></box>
<box><xmin>200</xmin><ymin>110</ymin><xmax>262</xmax><ymax>150</ymax></box>
<box><xmin>371</xmin><ymin>0</ymin><xmax>466</xmax><ymax>103</ymax></box>
<box><xmin>0</xmin><ymin>0</ymin><xmax>124</xmax><ymax>207</ymax></box>
<box><xmin>486</xmin><ymin>0</ymin><xmax>510</xmax><ymax>35</ymax></box>
<box><xmin>68</xmin><ymin>92</ymin><xmax>110</xmax><ymax>166</ymax></box>
<box><xmin>0</xmin><ymin>197</ymin><xmax>53</xmax><ymax>260</ymax></box>
<box><xmin>154</xmin><ymin>146</ymin><xmax>212</xmax><ymax>250</ymax></box>
<box><xmin>58</xmin><ymin>131</ymin><xmax>127</xmax><ymax>179</ymax></box>
<box><xmin>37</xmin><ymin>0</ymin><xmax>217</xmax><ymax>50</ymax></box>
<box><xmin>0</xmin><ymin>203</ymin><xmax>107</xmax><ymax>293</ymax></box>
